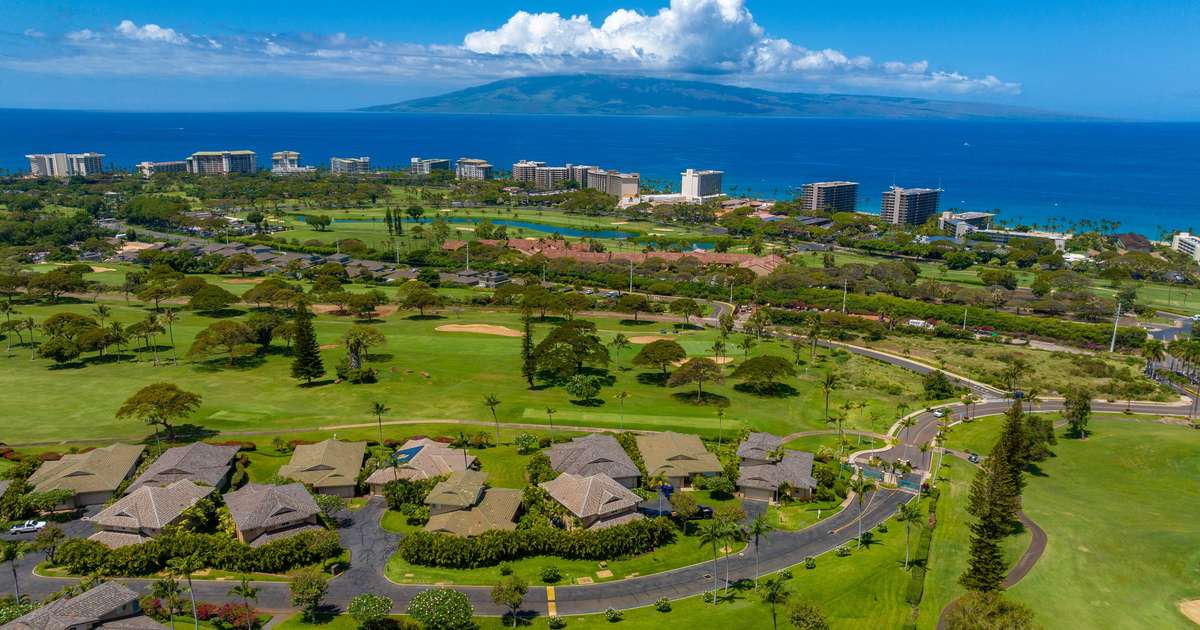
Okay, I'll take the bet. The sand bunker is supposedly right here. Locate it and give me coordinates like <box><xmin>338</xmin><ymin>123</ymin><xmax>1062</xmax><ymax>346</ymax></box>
<box><xmin>118</xmin><ymin>241</ymin><xmax>158</xmax><ymax>253</ymax></box>
<box><xmin>436</xmin><ymin>324</ymin><xmax>522</xmax><ymax>337</ymax></box>
<box><xmin>629</xmin><ymin>335</ymin><xmax>675</xmax><ymax>344</ymax></box>
<box><xmin>319</xmin><ymin>344</ymin><xmax>339</xmax><ymax>350</ymax></box>
<box><xmin>224</xmin><ymin>278</ymin><xmax>263</xmax><ymax>285</ymax></box>
<box><xmin>1179</xmin><ymin>600</ymin><xmax>1200</xmax><ymax>625</ymax></box>
<box><xmin>672</xmin><ymin>356</ymin><xmax>734</xmax><ymax>366</ymax></box>
<box><xmin>88</xmin><ymin>266</ymin><xmax>115</xmax><ymax>273</ymax></box>
<box><xmin>312</xmin><ymin>304</ymin><xmax>399</xmax><ymax>318</ymax></box>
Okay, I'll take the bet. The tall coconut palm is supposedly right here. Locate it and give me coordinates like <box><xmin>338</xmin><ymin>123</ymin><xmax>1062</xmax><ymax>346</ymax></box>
<box><xmin>897</xmin><ymin>501</ymin><xmax>922</xmax><ymax>570</ymax></box>
<box><xmin>697</xmin><ymin>519</ymin><xmax>725</xmax><ymax>604</ymax></box>
<box><xmin>0</xmin><ymin>541</ymin><xmax>27</xmax><ymax>601</ymax></box>
<box><xmin>710</xmin><ymin>337</ymin><xmax>726</xmax><ymax>363</ymax></box>
<box><xmin>92</xmin><ymin>304</ymin><xmax>111</xmax><ymax>327</ymax></box>
<box><xmin>0</xmin><ymin>301</ymin><xmax>15</xmax><ymax>355</ymax></box>
<box><xmin>609</xmin><ymin>334</ymin><xmax>630</xmax><ymax>370</ymax></box>
<box><xmin>722</xmin><ymin>517</ymin><xmax>740</xmax><ymax>595</ymax></box>
<box><xmin>161</xmin><ymin>308</ymin><xmax>180</xmax><ymax>365</ymax></box>
<box><xmin>371</xmin><ymin>401</ymin><xmax>391</xmax><ymax>446</ymax></box>
<box><xmin>152</xmin><ymin>577</ymin><xmax>183</xmax><ymax>630</ymax></box>
<box><xmin>805</xmin><ymin>318</ymin><xmax>823</xmax><ymax>363</ymax></box>
<box><xmin>1023</xmin><ymin>389</ymin><xmax>1042</xmax><ymax>415</ymax></box>
<box><xmin>1142</xmin><ymin>338</ymin><xmax>1166</xmax><ymax>378</ymax></box>
<box><xmin>545</xmin><ymin>407</ymin><xmax>556</xmax><ymax>434</ymax></box>
<box><xmin>108</xmin><ymin>322</ymin><xmax>127</xmax><ymax>364</ymax></box>
<box><xmin>821</xmin><ymin>371</ymin><xmax>840</xmax><ymax>427</ymax></box>
<box><xmin>747</xmin><ymin>514</ymin><xmax>774</xmax><ymax>586</ymax></box>
<box><xmin>848</xmin><ymin>472</ymin><xmax>875</xmax><ymax>549</ymax></box>
<box><xmin>614</xmin><ymin>391</ymin><xmax>630</xmax><ymax>431</ymax></box>
<box><xmin>167</xmin><ymin>553</ymin><xmax>204</xmax><ymax>630</ymax></box>
<box><xmin>484</xmin><ymin>394</ymin><xmax>501</xmax><ymax>445</ymax></box>
<box><xmin>228</xmin><ymin>575</ymin><xmax>259</xmax><ymax>630</ymax></box>
<box><xmin>759</xmin><ymin>575</ymin><xmax>790</xmax><ymax>630</ymax></box>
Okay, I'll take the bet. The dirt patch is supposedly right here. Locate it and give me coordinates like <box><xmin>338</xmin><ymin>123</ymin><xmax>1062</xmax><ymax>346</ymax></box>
<box><xmin>118</xmin><ymin>241</ymin><xmax>158</xmax><ymax>253</ymax></box>
<box><xmin>319</xmin><ymin>344</ymin><xmax>339</xmax><ymax>351</ymax></box>
<box><xmin>1178</xmin><ymin>599</ymin><xmax>1200</xmax><ymax>625</ymax></box>
<box><xmin>224</xmin><ymin>278</ymin><xmax>263</xmax><ymax>285</ymax></box>
<box><xmin>88</xmin><ymin>266</ymin><xmax>115</xmax><ymax>273</ymax></box>
<box><xmin>629</xmin><ymin>335</ymin><xmax>675</xmax><ymax>344</ymax></box>
<box><xmin>672</xmin><ymin>356</ymin><xmax>734</xmax><ymax>366</ymax></box>
<box><xmin>435</xmin><ymin>324</ymin><xmax>522</xmax><ymax>337</ymax></box>
<box><xmin>1157</xmin><ymin>416</ymin><xmax>1194</xmax><ymax>426</ymax></box>
<box><xmin>311</xmin><ymin>304</ymin><xmax>399</xmax><ymax>318</ymax></box>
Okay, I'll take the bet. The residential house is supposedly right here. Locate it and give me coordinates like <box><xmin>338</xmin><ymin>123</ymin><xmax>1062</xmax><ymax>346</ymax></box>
<box><xmin>423</xmin><ymin>471</ymin><xmax>521</xmax><ymax>537</ymax></box>
<box><xmin>546</xmin><ymin>434</ymin><xmax>640</xmax><ymax>488</ymax></box>
<box><xmin>126</xmin><ymin>442</ymin><xmax>239</xmax><ymax>494</ymax></box>
<box><xmin>223</xmin><ymin>482</ymin><xmax>322</xmax><ymax>546</ymax></box>
<box><xmin>27</xmin><ymin>444</ymin><xmax>145</xmax><ymax>508</ymax></box>
<box><xmin>277</xmin><ymin>439</ymin><xmax>366</xmax><ymax>497</ymax></box>
<box><xmin>635</xmin><ymin>432</ymin><xmax>722</xmax><ymax>490</ymax></box>
<box><xmin>439</xmin><ymin>269</ymin><xmax>510</xmax><ymax>288</ymax></box>
<box><xmin>84</xmin><ymin>480</ymin><xmax>214</xmax><ymax>548</ymax></box>
<box><xmin>365</xmin><ymin>439</ymin><xmax>477</xmax><ymax>495</ymax></box>
<box><xmin>1</xmin><ymin>581</ymin><xmax>165</xmax><ymax>630</ymax></box>
<box><xmin>540</xmin><ymin>473</ymin><xmax>643</xmax><ymax>530</ymax></box>
<box><xmin>736</xmin><ymin>433</ymin><xmax>817</xmax><ymax>503</ymax></box>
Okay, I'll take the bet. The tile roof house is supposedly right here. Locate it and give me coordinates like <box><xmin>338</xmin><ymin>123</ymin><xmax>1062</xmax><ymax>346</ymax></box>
<box><xmin>540</xmin><ymin>473</ymin><xmax>644</xmax><ymax>530</ymax></box>
<box><xmin>224</xmin><ymin>483</ymin><xmax>322</xmax><ymax>547</ymax></box>
<box><xmin>84</xmin><ymin>480</ymin><xmax>214</xmax><ymax>548</ymax></box>
<box><xmin>423</xmin><ymin>471</ymin><xmax>521</xmax><ymax>537</ymax></box>
<box><xmin>27</xmin><ymin>444</ymin><xmax>146</xmax><ymax>508</ymax></box>
<box><xmin>365</xmin><ymin>439</ymin><xmax>477</xmax><ymax>495</ymax></box>
<box><xmin>736</xmin><ymin>433</ymin><xmax>817</xmax><ymax>503</ymax></box>
<box><xmin>546</xmin><ymin>435</ymin><xmax>640</xmax><ymax>488</ymax></box>
<box><xmin>126</xmin><ymin>443</ymin><xmax>239</xmax><ymax>494</ymax></box>
<box><xmin>635</xmin><ymin>432</ymin><xmax>722</xmax><ymax>489</ymax></box>
<box><xmin>277</xmin><ymin>439</ymin><xmax>366</xmax><ymax>497</ymax></box>
<box><xmin>1</xmin><ymin>581</ymin><xmax>165</xmax><ymax>630</ymax></box>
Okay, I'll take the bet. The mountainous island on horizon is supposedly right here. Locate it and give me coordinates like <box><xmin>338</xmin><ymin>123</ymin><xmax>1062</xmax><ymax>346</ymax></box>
<box><xmin>360</xmin><ymin>74</ymin><xmax>1082</xmax><ymax>121</ymax></box>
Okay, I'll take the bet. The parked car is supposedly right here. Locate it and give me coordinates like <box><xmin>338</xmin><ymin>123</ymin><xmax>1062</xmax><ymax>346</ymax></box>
<box><xmin>690</xmin><ymin>505</ymin><xmax>715</xmax><ymax>520</ymax></box>
<box><xmin>967</xmin><ymin>453</ymin><xmax>980</xmax><ymax>464</ymax></box>
<box><xmin>932</xmin><ymin>408</ymin><xmax>948</xmax><ymax>418</ymax></box>
<box><xmin>9</xmin><ymin>520</ymin><xmax>46</xmax><ymax>534</ymax></box>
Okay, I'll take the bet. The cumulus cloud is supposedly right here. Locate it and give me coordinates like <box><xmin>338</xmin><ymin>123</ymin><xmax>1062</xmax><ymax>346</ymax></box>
<box><xmin>9</xmin><ymin>1</ymin><xmax>1019</xmax><ymax>97</ymax></box>
<box><xmin>23</xmin><ymin>28</ymin><xmax>45</xmax><ymax>39</ymax></box>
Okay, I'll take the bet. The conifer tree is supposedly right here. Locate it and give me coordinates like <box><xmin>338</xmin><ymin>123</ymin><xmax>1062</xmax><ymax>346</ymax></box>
<box><xmin>960</xmin><ymin>521</ymin><xmax>1007</xmax><ymax>592</ymax></box>
<box><xmin>290</xmin><ymin>302</ymin><xmax>326</xmax><ymax>385</ymax></box>
<box><xmin>520</xmin><ymin>314</ymin><xmax>536</xmax><ymax>388</ymax></box>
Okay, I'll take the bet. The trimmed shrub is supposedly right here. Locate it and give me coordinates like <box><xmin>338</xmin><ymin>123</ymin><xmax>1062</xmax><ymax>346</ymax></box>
<box><xmin>406</xmin><ymin>588</ymin><xmax>473</xmax><ymax>630</ymax></box>
<box><xmin>835</xmin><ymin>545</ymin><xmax>851</xmax><ymax>557</ymax></box>
<box><xmin>540</xmin><ymin>565</ymin><xmax>562</xmax><ymax>583</ymax></box>
<box><xmin>905</xmin><ymin>525</ymin><xmax>935</xmax><ymax>605</ymax></box>
<box><xmin>547</xmin><ymin>616</ymin><xmax>567</xmax><ymax>629</ymax></box>
<box><xmin>804</xmin><ymin>556</ymin><xmax>816</xmax><ymax>570</ymax></box>
<box><xmin>654</xmin><ymin>598</ymin><xmax>671</xmax><ymax>612</ymax></box>
<box><xmin>605</xmin><ymin>608</ymin><xmax>622</xmax><ymax>622</ymax></box>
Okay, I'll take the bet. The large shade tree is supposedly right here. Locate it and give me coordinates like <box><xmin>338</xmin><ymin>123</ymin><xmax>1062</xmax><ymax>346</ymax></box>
<box><xmin>115</xmin><ymin>382</ymin><xmax>202</xmax><ymax>441</ymax></box>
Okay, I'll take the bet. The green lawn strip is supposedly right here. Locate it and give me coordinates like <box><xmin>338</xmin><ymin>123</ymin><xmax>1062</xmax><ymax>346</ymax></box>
<box><xmin>0</xmin><ymin>303</ymin><xmax>921</xmax><ymax>443</ymax></box>
<box><xmin>36</xmin><ymin>561</ymin><xmax>294</xmax><ymax>583</ymax></box>
<box><xmin>783</xmin><ymin>435</ymin><xmax>885</xmax><ymax>454</ymax></box>
<box><xmin>768</xmin><ymin>500</ymin><xmax>844</xmax><ymax>531</ymax></box>
<box><xmin>1005</xmin><ymin>417</ymin><xmax>1200</xmax><ymax>629</ymax></box>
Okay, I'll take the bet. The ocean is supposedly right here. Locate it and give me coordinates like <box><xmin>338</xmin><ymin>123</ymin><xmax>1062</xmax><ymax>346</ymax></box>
<box><xmin>2</xmin><ymin>109</ymin><xmax>1197</xmax><ymax>236</ymax></box>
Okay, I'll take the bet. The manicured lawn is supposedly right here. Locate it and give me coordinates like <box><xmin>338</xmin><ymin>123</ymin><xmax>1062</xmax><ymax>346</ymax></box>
<box><xmin>769</xmin><ymin>499</ymin><xmax>844</xmax><ymax>531</ymax></box>
<box><xmin>0</xmin><ymin>299</ymin><xmax>922</xmax><ymax>444</ymax></box>
<box><xmin>273</xmin><ymin>613</ymin><xmax>359</xmax><ymax>630</ymax></box>
<box><xmin>1005</xmin><ymin>417</ymin><xmax>1200</xmax><ymax>629</ymax></box>
<box><xmin>784</xmin><ymin>434</ymin><xmax>885</xmax><ymax>455</ymax></box>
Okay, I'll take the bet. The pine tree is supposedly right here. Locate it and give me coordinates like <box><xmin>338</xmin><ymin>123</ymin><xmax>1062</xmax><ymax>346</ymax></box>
<box><xmin>959</xmin><ymin>521</ymin><xmax>1007</xmax><ymax>592</ymax></box>
<box><xmin>520</xmin><ymin>314</ymin><xmax>536</xmax><ymax>388</ymax></box>
<box><xmin>290</xmin><ymin>303</ymin><xmax>326</xmax><ymax>385</ymax></box>
<box><xmin>993</xmin><ymin>400</ymin><xmax>1028</xmax><ymax>497</ymax></box>
<box><xmin>384</xmin><ymin>209</ymin><xmax>395</xmax><ymax>236</ymax></box>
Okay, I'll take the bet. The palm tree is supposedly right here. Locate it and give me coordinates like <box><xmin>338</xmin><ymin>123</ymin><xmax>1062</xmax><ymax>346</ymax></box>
<box><xmin>1023</xmin><ymin>389</ymin><xmax>1042</xmax><ymax>415</ymax></box>
<box><xmin>609</xmin><ymin>334</ymin><xmax>630</xmax><ymax>370</ymax></box>
<box><xmin>371</xmin><ymin>401</ymin><xmax>391</xmax><ymax>446</ymax></box>
<box><xmin>721</xmin><ymin>517</ymin><xmax>739</xmax><ymax>595</ymax></box>
<box><xmin>648</xmin><ymin>471</ymin><xmax>668</xmax><ymax>515</ymax></box>
<box><xmin>759</xmin><ymin>575</ymin><xmax>790</xmax><ymax>630</ymax></box>
<box><xmin>710</xmin><ymin>337</ymin><xmax>726</xmax><ymax>362</ymax></box>
<box><xmin>0</xmin><ymin>541</ymin><xmax>26</xmax><ymax>601</ymax></box>
<box><xmin>614</xmin><ymin>390</ymin><xmax>630</xmax><ymax>431</ymax></box>
<box><xmin>960</xmin><ymin>393</ymin><xmax>978</xmax><ymax>420</ymax></box>
<box><xmin>167</xmin><ymin>553</ymin><xmax>204</xmax><ymax>630</ymax></box>
<box><xmin>738</xmin><ymin>334</ymin><xmax>756</xmax><ymax>358</ymax></box>
<box><xmin>821</xmin><ymin>371</ymin><xmax>840</xmax><ymax>426</ymax></box>
<box><xmin>92</xmin><ymin>304</ymin><xmax>111</xmax><ymax>326</ymax></box>
<box><xmin>716</xmin><ymin>408</ymin><xmax>726</xmax><ymax>451</ymax></box>
<box><xmin>898</xmin><ymin>415</ymin><xmax>917</xmax><ymax>461</ymax></box>
<box><xmin>228</xmin><ymin>575</ymin><xmax>259</xmax><ymax>630</ymax></box>
<box><xmin>108</xmin><ymin>322</ymin><xmax>127</xmax><ymax>364</ymax></box>
<box><xmin>152</xmin><ymin>577</ymin><xmax>183</xmax><ymax>630</ymax></box>
<box><xmin>747</xmin><ymin>514</ymin><xmax>774</xmax><ymax>586</ymax></box>
<box><xmin>697</xmin><ymin>519</ymin><xmax>725</xmax><ymax>604</ymax></box>
<box><xmin>0</xmin><ymin>301</ymin><xmax>15</xmax><ymax>355</ymax></box>
<box><xmin>1141</xmin><ymin>338</ymin><xmax>1166</xmax><ymax>378</ymax></box>
<box><xmin>161</xmin><ymin>308</ymin><xmax>180</xmax><ymax>365</ymax></box>
<box><xmin>805</xmin><ymin>318</ymin><xmax>823</xmax><ymax>363</ymax></box>
<box><xmin>897</xmin><ymin>501</ymin><xmax>922</xmax><ymax>570</ymax></box>
<box><xmin>545</xmin><ymin>407</ymin><xmax>556</xmax><ymax>434</ymax></box>
<box><xmin>848</xmin><ymin>472</ymin><xmax>875</xmax><ymax>548</ymax></box>
<box><xmin>484</xmin><ymin>394</ymin><xmax>501</xmax><ymax>445</ymax></box>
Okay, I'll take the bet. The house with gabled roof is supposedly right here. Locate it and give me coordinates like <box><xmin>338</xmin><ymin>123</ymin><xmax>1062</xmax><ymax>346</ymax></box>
<box><xmin>635</xmin><ymin>431</ymin><xmax>722</xmax><ymax>490</ymax></box>
<box><xmin>126</xmin><ymin>442</ymin><xmax>239</xmax><ymax>494</ymax></box>
<box><xmin>84</xmin><ymin>480</ymin><xmax>214</xmax><ymax>548</ymax></box>
<box><xmin>277</xmin><ymin>439</ymin><xmax>366</xmax><ymax>497</ymax></box>
<box><xmin>223</xmin><ymin>482</ymin><xmax>321</xmax><ymax>547</ymax></box>
<box><xmin>546</xmin><ymin>434</ymin><xmax>640</xmax><ymax>488</ymax></box>
<box><xmin>540</xmin><ymin>473</ymin><xmax>644</xmax><ymax>530</ymax></box>
<box><xmin>1</xmin><ymin>581</ymin><xmax>164</xmax><ymax>630</ymax></box>
<box><xmin>422</xmin><ymin>470</ymin><xmax>521</xmax><ymax>537</ymax></box>
<box><xmin>27</xmin><ymin>444</ymin><xmax>145</xmax><ymax>508</ymax></box>
<box><xmin>736</xmin><ymin>432</ymin><xmax>817</xmax><ymax>503</ymax></box>
<box><xmin>365</xmin><ymin>439</ymin><xmax>477</xmax><ymax>495</ymax></box>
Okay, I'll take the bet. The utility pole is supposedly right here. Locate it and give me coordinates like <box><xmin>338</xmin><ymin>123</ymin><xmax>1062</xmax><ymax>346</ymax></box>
<box><xmin>465</xmin><ymin>245</ymin><xmax>470</xmax><ymax>272</ymax></box>
<box><xmin>1109</xmin><ymin>301</ymin><xmax>1122</xmax><ymax>353</ymax></box>
<box><xmin>628</xmin><ymin>259</ymin><xmax>633</xmax><ymax>293</ymax></box>
<box><xmin>841</xmin><ymin>279</ymin><xmax>848</xmax><ymax>314</ymax></box>
<box><xmin>729</xmin><ymin>279</ymin><xmax>734</xmax><ymax>303</ymax></box>
<box><xmin>962</xmin><ymin>305</ymin><xmax>968</xmax><ymax>331</ymax></box>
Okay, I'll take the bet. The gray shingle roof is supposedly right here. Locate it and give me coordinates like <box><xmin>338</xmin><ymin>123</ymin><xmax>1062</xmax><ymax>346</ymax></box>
<box><xmin>540</xmin><ymin>473</ymin><xmax>642</xmax><ymax>522</ymax></box>
<box><xmin>127</xmin><ymin>443</ymin><xmax>239</xmax><ymax>493</ymax></box>
<box><xmin>546</xmin><ymin>435</ymin><xmax>639</xmax><ymax>481</ymax></box>
<box><xmin>86</xmin><ymin>480</ymin><xmax>214</xmax><ymax>535</ymax></box>
<box><xmin>224</xmin><ymin>483</ymin><xmax>319</xmax><ymax>532</ymax></box>
<box><xmin>424</xmin><ymin>488</ymin><xmax>522</xmax><ymax>537</ymax></box>
<box><xmin>2</xmin><ymin>582</ymin><xmax>143</xmax><ymax>630</ymax></box>
<box><xmin>737</xmin><ymin>450</ymin><xmax>817</xmax><ymax>492</ymax></box>
<box><xmin>736</xmin><ymin>432</ymin><xmax>783</xmax><ymax>461</ymax></box>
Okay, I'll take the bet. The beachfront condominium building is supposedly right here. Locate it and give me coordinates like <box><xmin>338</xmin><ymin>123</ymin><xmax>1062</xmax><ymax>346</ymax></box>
<box><xmin>456</xmin><ymin>158</ymin><xmax>494</xmax><ymax>180</ymax></box>
<box><xmin>186</xmin><ymin>150</ymin><xmax>256</xmax><ymax>175</ymax></box>
<box><xmin>271</xmin><ymin>151</ymin><xmax>315</xmax><ymax>175</ymax></box>
<box><xmin>331</xmin><ymin>156</ymin><xmax>371</xmax><ymax>174</ymax></box>
<box><xmin>411</xmin><ymin>157</ymin><xmax>451</xmax><ymax>175</ymax></box>
<box><xmin>568</xmin><ymin>164</ymin><xmax>598</xmax><ymax>188</ymax></box>
<box><xmin>26</xmin><ymin>152</ymin><xmax>105</xmax><ymax>177</ymax></box>
<box><xmin>512</xmin><ymin>160</ymin><xmax>545</xmax><ymax>183</ymax></box>
<box><xmin>880</xmin><ymin>186</ymin><xmax>941</xmax><ymax>226</ymax></box>
<box><xmin>535</xmin><ymin>166</ymin><xmax>571</xmax><ymax>190</ymax></box>
<box><xmin>1172</xmin><ymin>232</ymin><xmax>1200</xmax><ymax>263</ymax></box>
<box><xmin>586</xmin><ymin>169</ymin><xmax>641</xmax><ymax>199</ymax></box>
<box><xmin>801</xmin><ymin>181</ymin><xmax>858</xmax><ymax>213</ymax></box>
<box><xmin>137</xmin><ymin>161</ymin><xmax>187</xmax><ymax>177</ymax></box>
<box><xmin>681</xmin><ymin>168</ymin><xmax>724</xmax><ymax>202</ymax></box>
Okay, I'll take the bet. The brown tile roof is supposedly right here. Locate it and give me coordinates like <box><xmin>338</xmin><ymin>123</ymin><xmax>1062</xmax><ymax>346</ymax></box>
<box><xmin>86</xmin><ymin>480</ymin><xmax>213</xmax><ymax>534</ymax></box>
<box><xmin>127</xmin><ymin>443</ymin><xmax>239</xmax><ymax>492</ymax></box>
<box><xmin>277</xmin><ymin>439</ymin><xmax>366</xmax><ymax>489</ymax></box>
<box><xmin>86</xmin><ymin>531</ymin><xmax>151</xmax><ymax>549</ymax></box>
<box><xmin>424</xmin><ymin>487</ymin><xmax>522</xmax><ymax>537</ymax></box>
<box><xmin>425</xmin><ymin>470</ymin><xmax>487</xmax><ymax>508</ymax></box>
<box><xmin>546</xmin><ymin>435</ymin><xmax>639</xmax><ymax>481</ymax></box>
<box><xmin>224</xmin><ymin>483</ymin><xmax>319</xmax><ymax>532</ymax></box>
<box><xmin>28</xmin><ymin>444</ymin><xmax>145</xmax><ymax>496</ymax></box>
<box><xmin>635</xmin><ymin>432</ymin><xmax>722</xmax><ymax>478</ymax></box>
<box><xmin>540</xmin><ymin>473</ymin><xmax>641</xmax><ymax>522</ymax></box>
<box><xmin>2</xmin><ymin>582</ymin><xmax>145</xmax><ymax>630</ymax></box>
<box><xmin>245</xmin><ymin>523</ymin><xmax>326</xmax><ymax>548</ymax></box>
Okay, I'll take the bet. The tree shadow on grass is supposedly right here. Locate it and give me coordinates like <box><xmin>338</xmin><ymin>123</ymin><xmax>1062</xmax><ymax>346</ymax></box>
<box><xmin>190</xmin><ymin>355</ymin><xmax>267</xmax><ymax>372</ymax></box>
<box><xmin>618</xmin><ymin>319</ymin><xmax>655</xmax><ymax>326</ymax></box>
<box><xmin>164</xmin><ymin>424</ymin><xmax>220</xmax><ymax>443</ymax></box>
<box><xmin>569</xmin><ymin>398</ymin><xmax>605</xmax><ymax>407</ymax></box>
<box><xmin>405</xmin><ymin>314</ymin><xmax>446</xmax><ymax>321</ymax></box>
<box><xmin>195</xmin><ymin>308</ymin><xmax>246</xmax><ymax>319</ymax></box>
<box><xmin>298</xmin><ymin>378</ymin><xmax>337</xmax><ymax>388</ymax></box>
<box><xmin>670</xmin><ymin>391</ymin><xmax>731</xmax><ymax>407</ymax></box>
<box><xmin>733</xmin><ymin>382</ymin><xmax>799</xmax><ymax>398</ymax></box>
<box><xmin>365</xmin><ymin>352</ymin><xmax>394</xmax><ymax>363</ymax></box>
<box><xmin>46</xmin><ymin>361</ymin><xmax>87</xmax><ymax>370</ymax></box>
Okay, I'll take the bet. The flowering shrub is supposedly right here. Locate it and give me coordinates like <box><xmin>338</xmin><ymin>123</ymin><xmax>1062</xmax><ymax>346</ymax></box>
<box><xmin>547</xmin><ymin>616</ymin><xmax>567</xmax><ymax>629</ymax></box>
<box><xmin>604</xmin><ymin>608</ymin><xmax>622</xmax><ymax>622</ymax></box>
<box><xmin>654</xmin><ymin>598</ymin><xmax>671</xmax><ymax>612</ymax></box>
<box><xmin>405</xmin><ymin>588</ymin><xmax>473</xmax><ymax>630</ymax></box>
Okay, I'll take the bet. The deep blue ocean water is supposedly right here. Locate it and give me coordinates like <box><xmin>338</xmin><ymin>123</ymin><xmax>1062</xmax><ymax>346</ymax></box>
<box><xmin>2</xmin><ymin>109</ymin><xmax>1197</xmax><ymax>236</ymax></box>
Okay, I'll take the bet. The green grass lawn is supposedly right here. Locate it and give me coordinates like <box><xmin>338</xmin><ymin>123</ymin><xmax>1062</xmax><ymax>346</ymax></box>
<box><xmin>784</xmin><ymin>434</ymin><xmax>885</xmax><ymax>454</ymax></box>
<box><xmin>0</xmin><ymin>298</ymin><xmax>922</xmax><ymax>445</ymax></box>
<box><xmin>768</xmin><ymin>499</ymin><xmax>844</xmax><ymax>531</ymax></box>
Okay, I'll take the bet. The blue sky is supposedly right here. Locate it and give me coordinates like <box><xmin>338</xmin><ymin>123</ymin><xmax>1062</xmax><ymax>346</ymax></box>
<box><xmin>1</xmin><ymin>0</ymin><xmax>1197</xmax><ymax>119</ymax></box>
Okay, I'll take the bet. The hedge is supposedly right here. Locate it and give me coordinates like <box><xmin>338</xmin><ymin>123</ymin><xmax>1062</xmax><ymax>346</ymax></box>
<box><xmin>398</xmin><ymin>518</ymin><xmax>676</xmax><ymax>569</ymax></box>
<box><xmin>54</xmin><ymin>529</ymin><xmax>342</xmax><ymax>576</ymax></box>
<box><xmin>904</xmin><ymin>524</ymin><xmax>936</xmax><ymax>605</ymax></box>
<box><xmin>766</xmin><ymin>288</ymin><xmax>1144</xmax><ymax>349</ymax></box>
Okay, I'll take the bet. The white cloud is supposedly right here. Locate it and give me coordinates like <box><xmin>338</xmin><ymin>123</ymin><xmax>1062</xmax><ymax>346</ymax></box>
<box><xmin>23</xmin><ymin>28</ymin><xmax>45</xmax><ymax>39</ymax></box>
<box><xmin>115</xmin><ymin>19</ymin><xmax>188</xmax><ymax>45</ymax></box>
<box><xmin>65</xmin><ymin>29</ymin><xmax>95</xmax><ymax>42</ymax></box>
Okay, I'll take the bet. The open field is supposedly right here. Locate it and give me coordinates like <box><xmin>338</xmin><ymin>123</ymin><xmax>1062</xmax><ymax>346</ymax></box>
<box><xmin>0</xmin><ymin>297</ymin><xmax>923</xmax><ymax>444</ymax></box>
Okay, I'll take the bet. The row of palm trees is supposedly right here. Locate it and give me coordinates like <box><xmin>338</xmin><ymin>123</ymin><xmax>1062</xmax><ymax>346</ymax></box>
<box><xmin>0</xmin><ymin>300</ymin><xmax>180</xmax><ymax>365</ymax></box>
<box><xmin>150</xmin><ymin>555</ymin><xmax>260</xmax><ymax>630</ymax></box>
